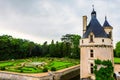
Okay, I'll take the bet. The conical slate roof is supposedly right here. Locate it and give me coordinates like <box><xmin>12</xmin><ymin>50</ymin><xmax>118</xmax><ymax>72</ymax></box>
<box><xmin>103</xmin><ymin>17</ymin><xmax>112</xmax><ymax>27</ymax></box>
<box><xmin>83</xmin><ymin>10</ymin><xmax>108</xmax><ymax>38</ymax></box>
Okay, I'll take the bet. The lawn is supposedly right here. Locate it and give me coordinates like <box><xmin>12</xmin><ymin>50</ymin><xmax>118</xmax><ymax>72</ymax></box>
<box><xmin>0</xmin><ymin>57</ymin><xmax>119</xmax><ymax>73</ymax></box>
<box><xmin>0</xmin><ymin>57</ymin><xmax>80</xmax><ymax>73</ymax></box>
<box><xmin>47</xmin><ymin>61</ymin><xmax>74</xmax><ymax>70</ymax></box>
<box><xmin>114</xmin><ymin>57</ymin><xmax>120</xmax><ymax>64</ymax></box>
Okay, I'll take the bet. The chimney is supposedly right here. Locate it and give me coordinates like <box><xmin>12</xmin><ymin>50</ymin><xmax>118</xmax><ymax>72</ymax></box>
<box><xmin>83</xmin><ymin>16</ymin><xmax>87</xmax><ymax>34</ymax></box>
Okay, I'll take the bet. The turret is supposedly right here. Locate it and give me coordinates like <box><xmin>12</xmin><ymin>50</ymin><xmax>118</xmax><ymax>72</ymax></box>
<box><xmin>103</xmin><ymin>16</ymin><xmax>113</xmax><ymax>39</ymax></box>
<box><xmin>80</xmin><ymin>7</ymin><xmax>113</xmax><ymax>79</ymax></box>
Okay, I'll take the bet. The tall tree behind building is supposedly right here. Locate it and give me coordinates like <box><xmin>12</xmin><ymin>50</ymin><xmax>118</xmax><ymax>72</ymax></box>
<box><xmin>61</xmin><ymin>34</ymin><xmax>81</xmax><ymax>58</ymax></box>
<box><xmin>115</xmin><ymin>41</ymin><xmax>120</xmax><ymax>57</ymax></box>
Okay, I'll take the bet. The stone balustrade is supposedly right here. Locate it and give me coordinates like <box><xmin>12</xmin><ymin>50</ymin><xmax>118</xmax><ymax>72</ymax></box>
<box><xmin>0</xmin><ymin>65</ymin><xmax>80</xmax><ymax>80</ymax></box>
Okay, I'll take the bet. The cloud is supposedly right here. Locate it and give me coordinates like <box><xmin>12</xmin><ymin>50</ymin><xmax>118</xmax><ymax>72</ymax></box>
<box><xmin>0</xmin><ymin>0</ymin><xmax>119</xmax><ymax>46</ymax></box>
<box><xmin>76</xmin><ymin>0</ymin><xmax>120</xmax><ymax>47</ymax></box>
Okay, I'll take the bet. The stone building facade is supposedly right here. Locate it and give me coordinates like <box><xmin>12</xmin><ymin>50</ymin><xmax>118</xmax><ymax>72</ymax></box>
<box><xmin>80</xmin><ymin>8</ymin><xmax>113</xmax><ymax>79</ymax></box>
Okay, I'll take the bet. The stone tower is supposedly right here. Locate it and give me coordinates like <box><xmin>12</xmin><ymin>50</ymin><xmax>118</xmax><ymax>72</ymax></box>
<box><xmin>80</xmin><ymin>8</ymin><xmax>113</xmax><ymax>79</ymax></box>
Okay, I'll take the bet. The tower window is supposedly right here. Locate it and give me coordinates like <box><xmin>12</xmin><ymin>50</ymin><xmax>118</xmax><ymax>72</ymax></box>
<box><xmin>90</xmin><ymin>49</ymin><xmax>94</xmax><ymax>57</ymax></box>
<box><xmin>90</xmin><ymin>53</ymin><xmax>93</xmax><ymax>57</ymax></box>
<box><xmin>90</xmin><ymin>49</ymin><xmax>93</xmax><ymax>53</ymax></box>
<box><xmin>90</xmin><ymin>63</ymin><xmax>94</xmax><ymax>74</ymax></box>
<box><xmin>90</xmin><ymin>35</ymin><xmax>93</xmax><ymax>42</ymax></box>
<box><xmin>109</xmin><ymin>31</ymin><xmax>112</xmax><ymax>38</ymax></box>
<box><xmin>102</xmin><ymin>39</ymin><xmax>104</xmax><ymax>42</ymax></box>
<box><xmin>82</xmin><ymin>40</ymin><xmax>84</xmax><ymax>43</ymax></box>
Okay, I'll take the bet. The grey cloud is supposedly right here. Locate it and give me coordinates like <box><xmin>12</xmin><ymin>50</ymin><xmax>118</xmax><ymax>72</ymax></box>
<box><xmin>0</xmin><ymin>0</ymin><xmax>119</xmax><ymax>45</ymax></box>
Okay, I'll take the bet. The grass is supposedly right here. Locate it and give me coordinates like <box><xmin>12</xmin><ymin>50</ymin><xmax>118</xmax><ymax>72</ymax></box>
<box><xmin>0</xmin><ymin>57</ymin><xmax>119</xmax><ymax>73</ymax></box>
<box><xmin>47</xmin><ymin>61</ymin><xmax>74</xmax><ymax>70</ymax></box>
<box><xmin>114</xmin><ymin>57</ymin><xmax>120</xmax><ymax>64</ymax></box>
<box><xmin>0</xmin><ymin>62</ymin><xmax>14</xmax><ymax>67</ymax></box>
<box><xmin>0</xmin><ymin>57</ymin><xmax>80</xmax><ymax>73</ymax></box>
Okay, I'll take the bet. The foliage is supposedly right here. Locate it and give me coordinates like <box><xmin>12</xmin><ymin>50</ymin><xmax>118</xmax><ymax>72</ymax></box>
<box><xmin>43</xmin><ymin>67</ymin><xmax>48</xmax><ymax>72</ymax></box>
<box><xmin>115</xmin><ymin>41</ymin><xmax>120</xmax><ymax>57</ymax></box>
<box><xmin>49</xmin><ymin>40</ymin><xmax>56</xmax><ymax>57</ymax></box>
<box><xmin>114</xmin><ymin>57</ymin><xmax>120</xmax><ymax>64</ymax></box>
<box><xmin>61</xmin><ymin>34</ymin><xmax>81</xmax><ymax>58</ymax></box>
<box><xmin>47</xmin><ymin>61</ymin><xmax>74</xmax><ymax>70</ymax></box>
<box><xmin>95</xmin><ymin>59</ymin><xmax>101</xmax><ymax>65</ymax></box>
<box><xmin>0</xmin><ymin>35</ymin><xmax>39</xmax><ymax>60</ymax></box>
<box><xmin>0</xmin><ymin>66</ymin><xmax>5</xmax><ymax>70</ymax></box>
<box><xmin>94</xmin><ymin>59</ymin><xmax>114</xmax><ymax>80</ymax></box>
<box><xmin>51</xmin><ymin>67</ymin><xmax>56</xmax><ymax>71</ymax></box>
<box><xmin>0</xmin><ymin>57</ymin><xmax>79</xmax><ymax>73</ymax></box>
<box><xmin>0</xmin><ymin>34</ymin><xmax>81</xmax><ymax>61</ymax></box>
<box><xmin>20</xmin><ymin>70</ymin><xmax>23</xmax><ymax>73</ymax></box>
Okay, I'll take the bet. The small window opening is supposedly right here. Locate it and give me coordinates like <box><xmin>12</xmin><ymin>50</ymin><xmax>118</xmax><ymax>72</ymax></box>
<box><xmin>90</xmin><ymin>63</ymin><xmax>94</xmax><ymax>74</ymax></box>
<box><xmin>90</xmin><ymin>35</ymin><xmax>93</xmax><ymax>42</ymax></box>
<box><xmin>102</xmin><ymin>39</ymin><xmax>104</xmax><ymax>42</ymax></box>
<box><xmin>82</xmin><ymin>40</ymin><xmax>84</xmax><ymax>43</ymax></box>
<box><xmin>109</xmin><ymin>31</ymin><xmax>112</xmax><ymax>38</ymax></box>
<box><xmin>90</xmin><ymin>53</ymin><xmax>93</xmax><ymax>57</ymax></box>
<box><xmin>90</xmin><ymin>49</ymin><xmax>94</xmax><ymax>57</ymax></box>
<box><xmin>90</xmin><ymin>49</ymin><xmax>93</xmax><ymax>53</ymax></box>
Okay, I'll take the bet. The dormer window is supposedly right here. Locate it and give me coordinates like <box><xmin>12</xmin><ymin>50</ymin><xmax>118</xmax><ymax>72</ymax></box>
<box><xmin>90</xmin><ymin>35</ymin><xmax>93</xmax><ymax>42</ymax></box>
<box><xmin>102</xmin><ymin>39</ymin><xmax>104</xmax><ymax>42</ymax></box>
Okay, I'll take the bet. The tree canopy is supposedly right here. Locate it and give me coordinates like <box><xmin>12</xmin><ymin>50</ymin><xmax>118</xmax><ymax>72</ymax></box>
<box><xmin>115</xmin><ymin>41</ymin><xmax>120</xmax><ymax>57</ymax></box>
<box><xmin>0</xmin><ymin>34</ymin><xmax>81</xmax><ymax>61</ymax></box>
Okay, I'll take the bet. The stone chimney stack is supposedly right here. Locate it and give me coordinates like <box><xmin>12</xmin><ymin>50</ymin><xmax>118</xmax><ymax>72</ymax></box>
<box><xmin>83</xmin><ymin>16</ymin><xmax>87</xmax><ymax>34</ymax></box>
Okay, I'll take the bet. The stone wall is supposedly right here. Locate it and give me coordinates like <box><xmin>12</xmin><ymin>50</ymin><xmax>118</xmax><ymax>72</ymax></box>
<box><xmin>54</xmin><ymin>65</ymin><xmax>80</xmax><ymax>80</ymax></box>
<box><xmin>0</xmin><ymin>71</ymin><xmax>52</xmax><ymax>80</ymax></box>
<box><xmin>0</xmin><ymin>65</ymin><xmax>80</xmax><ymax>80</ymax></box>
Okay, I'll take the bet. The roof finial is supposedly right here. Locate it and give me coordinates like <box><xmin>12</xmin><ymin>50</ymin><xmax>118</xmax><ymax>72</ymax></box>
<box><xmin>105</xmin><ymin>16</ymin><xmax>107</xmax><ymax>20</ymax></box>
<box><xmin>91</xmin><ymin>5</ymin><xmax>96</xmax><ymax>18</ymax></box>
<box><xmin>92</xmin><ymin>5</ymin><xmax>94</xmax><ymax>11</ymax></box>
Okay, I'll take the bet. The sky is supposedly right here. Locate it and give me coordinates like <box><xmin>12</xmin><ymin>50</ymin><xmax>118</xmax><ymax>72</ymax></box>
<box><xmin>0</xmin><ymin>0</ymin><xmax>119</xmax><ymax>47</ymax></box>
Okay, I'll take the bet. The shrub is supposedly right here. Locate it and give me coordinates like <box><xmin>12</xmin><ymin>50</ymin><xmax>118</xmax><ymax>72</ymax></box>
<box><xmin>94</xmin><ymin>59</ymin><xmax>114</xmax><ymax>80</ymax></box>
<box><xmin>51</xmin><ymin>67</ymin><xmax>56</xmax><ymax>71</ymax></box>
<box><xmin>17</xmin><ymin>67</ymin><xmax>22</xmax><ymax>70</ymax></box>
<box><xmin>66</xmin><ymin>65</ymin><xmax>68</xmax><ymax>68</ymax></box>
<box><xmin>20</xmin><ymin>70</ymin><xmax>23</xmax><ymax>73</ymax></box>
<box><xmin>0</xmin><ymin>66</ymin><xmax>5</xmax><ymax>70</ymax></box>
<box><xmin>43</xmin><ymin>67</ymin><xmax>48</xmax><ymax>72</ymax></box>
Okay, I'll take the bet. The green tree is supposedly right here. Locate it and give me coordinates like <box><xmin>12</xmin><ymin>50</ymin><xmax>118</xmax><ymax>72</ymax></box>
<box><xmin>54</xmin><ymin>41</ymin><xmax>61</xmax><ymax>57</ymax></box>
<box><xmin>59</xmin><ymin>42</ymin><xmax>64</xmax><ymax>57</ymax></box>
<box><xmin>27</xmin><ymin>42</ymin><xmax>35</xmax><ymax>57</ymax></box>
<box><xmin>115</xmin><ymin>41</ymin><xmax>120</xmax><ymax>57</ymax></box>
<box><xmin>62</xmin><ymin>42</ymin><xmax>69</xmax><ymax>57</ymax></box>
<box><xmin>49</xmin><ymin>40</ymin><xmax>56</xmax><ymax>57</ymax></box>
<box><xmin>0</xmin><ymin>35</ymin><xmax>42</xmax><ymax>60</ymax></box>
<box><xmin>32</xmin><ymin>45</ymin><xmax>42</xmax><ymax>56</ymax></box>
<box><xmin>61</xmin><ymin>34</ymin><xmax>81</xmax><ymax>58</ymax></box>
<box><xmin>94</xmin><ymin>59</ymin><xmax>114</xmax><ymax>80</ymax></box>
<box><xmin>0</xmin><ymin>35</ymin><xmax>13</xmax><ymax>60</ymax></box>
<box><xmin>41</xmin><ymin>41</ymin><xmax>49</xmax><ymax>56</ymax></box>
<box><xmin>0</xmin><ymin>34</ymin><xmax>81</xmax><ymax>60</ymax></box>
